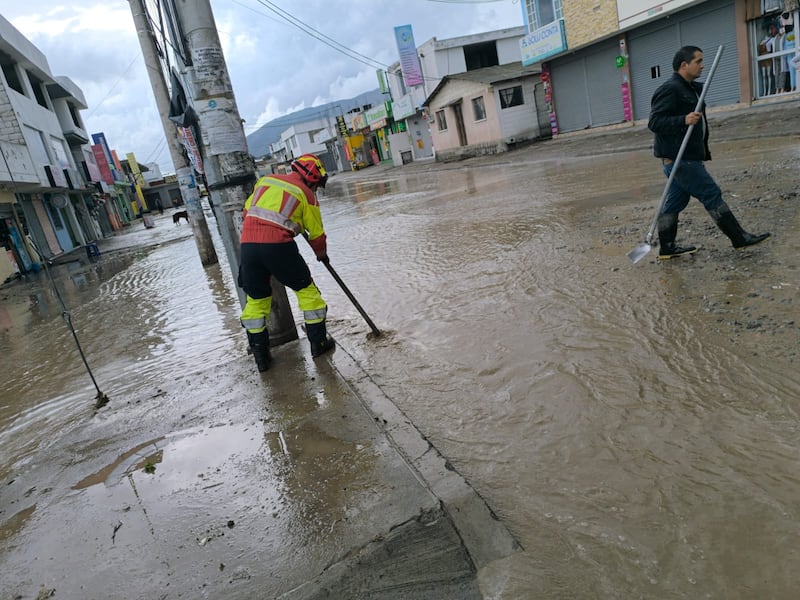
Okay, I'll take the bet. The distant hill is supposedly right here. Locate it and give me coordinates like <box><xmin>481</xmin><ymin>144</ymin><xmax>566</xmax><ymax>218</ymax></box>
<box><xmin>246</xmin><ymin>88</ymin><xmax>386</xmax><ymax>158</ymax></box>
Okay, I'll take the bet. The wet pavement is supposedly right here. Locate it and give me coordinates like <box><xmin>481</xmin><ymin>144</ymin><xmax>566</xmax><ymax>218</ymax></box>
<box><xmin>0</xmin><ymin>210</ymin><xmax>515</xmax><ymax>599</ymax></box>
<box><xmin>2</xmin><ymin>99</ymin><xmax>800</xmax><ymax>599</ymax></box>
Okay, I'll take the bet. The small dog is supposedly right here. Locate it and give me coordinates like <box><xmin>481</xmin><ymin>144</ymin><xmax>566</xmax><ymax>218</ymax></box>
<box><xmin>172</xmin><ymin>210</ymin><xmax>189</xmax><ymax>225</ymax></box>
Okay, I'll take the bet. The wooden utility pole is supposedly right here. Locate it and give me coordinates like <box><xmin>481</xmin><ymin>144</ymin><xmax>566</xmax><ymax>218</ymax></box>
<box><xmin>168</xmin><ymin>0</ymin><xmax>298</xmax><ymax>344</ymax></box>
<box><xmin>128</xmin><ymin>0</ymin><xmax>218</xmax><ymax>267</ymax></box>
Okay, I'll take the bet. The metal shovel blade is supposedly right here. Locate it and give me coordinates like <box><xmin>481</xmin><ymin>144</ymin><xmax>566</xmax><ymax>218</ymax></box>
<box><xmin>627</xmin><ymin>242</ymin><xmax>652</xmax><ymax>264</ymax></box>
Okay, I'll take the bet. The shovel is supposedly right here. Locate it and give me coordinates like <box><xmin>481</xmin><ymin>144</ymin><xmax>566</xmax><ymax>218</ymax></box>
<box><xmin>304</xmin><ymin>232</ymin><xmax>382</xmax><ymax>336</ymax></box>
<box><xmin>322</xmin><ymin>260</ymin><xmax>382</xmax><ymax>337</ymax></box>
<box><xmin>627</xmin><ymin>45</ymin><xmax>724</xmax><ymax>264</ymax></box>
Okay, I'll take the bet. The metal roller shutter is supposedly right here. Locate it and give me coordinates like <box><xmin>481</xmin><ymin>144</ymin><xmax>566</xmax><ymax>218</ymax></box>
<box><xmin>551</xmin><ymin>57</ymin><xmax>590</xmax><ymax>132</ymax></box>
<box><xmin>629</xmin><ymin>0</ymin><xmax>738</xmax><ymax>121</ymax></box>
<box><xmin>551</xmin><ymin>40</ymin><xmax>624</xmax><ymax>133</ymax></box>
<box><xmin>585</xmin><ymin>42</ymin><xmax>626</xmax><ymax>127</ymax></box>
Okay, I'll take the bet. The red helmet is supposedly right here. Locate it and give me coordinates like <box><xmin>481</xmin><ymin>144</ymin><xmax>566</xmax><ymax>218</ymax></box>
<box><xmin>291</xmin><ymin>154</ymin><xmax>328</xmax><ymax>188</ymax></box>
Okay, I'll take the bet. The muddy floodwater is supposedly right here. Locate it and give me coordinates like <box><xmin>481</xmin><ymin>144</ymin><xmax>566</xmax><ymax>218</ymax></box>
<box><xmin>2</xmin><ymin>129</ymin><xmax>800</xmax><ymax>598</ymax></box>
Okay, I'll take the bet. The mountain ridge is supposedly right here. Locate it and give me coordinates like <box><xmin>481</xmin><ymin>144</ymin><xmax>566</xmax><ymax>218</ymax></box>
<box><xmin>245</xmin><ymin>88</ymin><xmax>386</xmax><ymax>158</ymax></box>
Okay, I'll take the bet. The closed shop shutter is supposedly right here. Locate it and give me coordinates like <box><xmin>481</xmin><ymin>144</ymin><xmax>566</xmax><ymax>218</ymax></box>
<box><xmin>629</xmin><ymin>0</ymin><xmax>738</xmax><ymax>121</ymax></box>
<box><xmin>551</xmin><ymin>40</ymin><xmax>625</xmax><ymax>133</ymax></box>
<box><xmin>585</xmin><ymin>42</ymin><xmax>626</xmax><ymax>126</ymax></box>
<box><xmin>551</xmin><ymin>58</ymin><xmax>590</xmax><ymax>132</ymax></box>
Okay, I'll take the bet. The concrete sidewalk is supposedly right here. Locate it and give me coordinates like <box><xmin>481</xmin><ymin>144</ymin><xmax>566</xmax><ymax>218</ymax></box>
<box><xmin>0</xmin><ymin>211</ymin><xmax>519</xmax><ymax>599</ymax></box>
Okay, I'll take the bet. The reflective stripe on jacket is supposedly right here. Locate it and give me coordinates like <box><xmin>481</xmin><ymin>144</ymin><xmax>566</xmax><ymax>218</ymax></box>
<box><xmin>241</xmin><ymin>172</ymin><xmax>327</xmax><ymax>251</ymax></box>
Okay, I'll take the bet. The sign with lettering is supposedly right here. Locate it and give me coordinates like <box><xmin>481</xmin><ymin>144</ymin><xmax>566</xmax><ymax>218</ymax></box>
<box><xmin>521</xmin><ymin>19</ymin><xmax>567</xmax><ymax>66</ymax></box>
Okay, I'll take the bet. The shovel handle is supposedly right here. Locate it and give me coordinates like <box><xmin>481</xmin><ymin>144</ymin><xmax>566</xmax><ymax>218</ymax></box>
<box><xmin>323</xmin><ymin>261</ymin><xmax>382</xmax><ymax>336</ymax></box>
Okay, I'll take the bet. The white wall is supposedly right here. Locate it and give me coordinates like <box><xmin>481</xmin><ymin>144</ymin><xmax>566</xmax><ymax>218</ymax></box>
<box><xmin>496</xmin><ymin>77</ymin><xmax>540</xmax><ymax>141</ymax></box>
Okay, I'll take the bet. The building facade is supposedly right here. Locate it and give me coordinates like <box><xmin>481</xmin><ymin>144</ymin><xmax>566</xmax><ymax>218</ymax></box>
<box><xmin>389</xmin><ymin>26</ymin><xmax>540</xmax><ymax>163</ymax></box>
<box><xmin>0</xmin><ymin>14</ymin><xmax>135</xmax><ymax>279</ymax></box>
<box><xmin>520</xmin><ymin>0</ymin><xmax>800</xmax><ymax>136</ymax></box>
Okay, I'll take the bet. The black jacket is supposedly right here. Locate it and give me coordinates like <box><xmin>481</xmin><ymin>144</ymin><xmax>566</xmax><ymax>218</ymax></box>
<box><xmin>648</xmin><ymin>72</ymin><xmax>711</xmax><ymax>161</ymax></box>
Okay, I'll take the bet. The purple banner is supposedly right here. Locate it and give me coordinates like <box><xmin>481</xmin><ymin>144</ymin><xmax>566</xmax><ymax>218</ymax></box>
<box><xmin>394</xmin><ymin>25</ymin><xmax>423</xmax><ymax>87</ymax></box>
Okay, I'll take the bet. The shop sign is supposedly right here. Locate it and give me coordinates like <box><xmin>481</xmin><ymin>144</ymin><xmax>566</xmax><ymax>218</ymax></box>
<box><xmin>618</xmin><ymin>0</ymin><xmax>694</xmax><ymax>29</ymax></box>
<box><xmin>370</xmin><ymin>118</ymin><xmax>388</xmax><ymax>131</ymax></box>
<box><xmin>352</xmin><ymin>113</ymin><xmax>367</xmax><ymax>130</ymax></box>
<box><xmin>336</xmin><ymin>115</ymin><xmax>348</xmax><ymax>138</ymax></box>
<box><xmin>521</xmin><ymin>19</ymin><xmax>567</xmax><ymax>66</ymax></box>
<box><xmin>365</xmin><ymin>104</ymin><xmax>389</xmax><ymax>125</ymax></box>
<box><xmin>394</xmin><ymin>25</ymin><xmax>424</xmax><ymax>87</ymax></box>
<box><xmin>392</xmin><ymin>95</ymin><xmax>416</xmax><ymax>120</ymax></box>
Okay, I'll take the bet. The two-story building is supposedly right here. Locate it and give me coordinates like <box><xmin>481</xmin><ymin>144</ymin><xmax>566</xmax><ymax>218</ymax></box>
<box><xmin>401</xmin><ymin>26</ymin><xmax>545</xmax><ymax>162</ymax></box>
<box><xmin>521</xmin><ymin>0</ymin><xmax>799</xmax><ymax>136</ymax></box>
<box><xmin>0</xmin><ymin>14</ymin><xmax>119</xmax><ymax>279</ymax></box>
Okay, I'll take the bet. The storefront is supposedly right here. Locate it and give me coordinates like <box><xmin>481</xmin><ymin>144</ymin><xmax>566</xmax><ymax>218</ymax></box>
<box><xmin>0</xmin><ymin>191</ymin><xmax>39</xmax><ymax>278</ymax></box>
<box><xmin>748</xmin><ymin>0</ymin><xmax>798</xmax><ymax>98</ymax></box>
<box><xmin>549</xmin><ymin>38</ymin><xmax>627</xmax><ymax>133</ymax></box>
<box><xmin>628</xmin><ymin>0</ymin><xmax>738</xmax><ymax>120</ymax></box>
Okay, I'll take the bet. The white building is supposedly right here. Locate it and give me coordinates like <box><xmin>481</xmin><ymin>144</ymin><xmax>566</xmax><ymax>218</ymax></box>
<box><xmin>386</xmin><ymin>26</ymin><xmax>529</xmax><ymax>164</ymax></box>
<box><xmin>0</xmin><ymin>13</ymin><xmax>112</xmax><ymax>277</ymax></box>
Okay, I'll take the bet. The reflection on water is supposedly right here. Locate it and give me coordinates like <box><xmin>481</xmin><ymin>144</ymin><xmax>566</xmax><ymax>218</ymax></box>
<box><xmin>0</xmin><ymin>235</ymin><xmax>242</xmax><ymax>479</ymax></box>
<box><xmin>2</xmin><ymin>136</ymin><xmax>799</xmax><ymax>596</ymax></box>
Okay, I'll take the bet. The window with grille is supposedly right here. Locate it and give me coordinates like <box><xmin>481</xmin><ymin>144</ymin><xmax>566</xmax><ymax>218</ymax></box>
<box><xmin>499</xmin><ymin>86</ymin><xmax>524</xmax><ymax>109</ymax></box>
<box><xmin>472</xmin><ymin>96</ymin><xmax>486</xmax><ymax>121</ymax></box>
<box><xmin>435</xmin><ymin>110</ymin><xmax>448</xmax><ymax>131</ymax></box>
<box><xmin>527</xmin><ymin>0</ymin><xmax>564</xmax><ymax>30</ymax></box>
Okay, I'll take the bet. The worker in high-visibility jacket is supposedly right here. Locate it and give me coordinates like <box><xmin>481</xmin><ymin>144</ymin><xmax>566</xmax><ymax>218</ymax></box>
<box><xmin>238</xmin><ymin>153</ymin><xmax>335</xmax><ymax>372</ymax></box>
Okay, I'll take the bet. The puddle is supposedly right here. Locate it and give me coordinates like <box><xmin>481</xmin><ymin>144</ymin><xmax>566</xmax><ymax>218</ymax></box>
<box><xmin>0</xmin><ymin>504</ymin><xmax>36</xmax><ymax>542</ymax></box>
<box><xmin>73</xmin><ymin>437</ymin><xmax>167</xmax><ymax>489</ymax></box>
<box><xmin>72</xmin><ymin>424</ymin><xmax>268</xmax><ymax>492</ymax></box>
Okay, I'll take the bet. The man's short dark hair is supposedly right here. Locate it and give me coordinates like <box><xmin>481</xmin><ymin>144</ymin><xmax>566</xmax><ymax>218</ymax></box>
<box><xmin>673</xmin><ymin>46</ymin><xmax>703</xmax><ymax>71</ymax></box>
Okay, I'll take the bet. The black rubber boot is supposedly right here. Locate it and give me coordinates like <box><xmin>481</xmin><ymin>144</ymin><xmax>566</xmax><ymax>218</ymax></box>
<box><xmin>657</xmin><ymin>212</ymin><xmax>697</xmax><ymax>260</ymax></box>
<box><xmin>246</xmin><ymin>330</ymin><xmax>271</xmax><ymax>372</ymax></box>
<box><xmin>709</xmin><ymin>203</ymin><xmax>770</xmax><ymax>249</ymax></box>
<box><xmin>306</xmin><ymin>321</ymin><xmax>335</xmax><ymax>358</ymax></box>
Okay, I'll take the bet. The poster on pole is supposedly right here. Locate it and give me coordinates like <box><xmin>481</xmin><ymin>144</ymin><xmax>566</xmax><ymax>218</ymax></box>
<box><xmin>197</xmin><ymin>97</ymin><xmax>248</xmax><ymax>156</ymax></box>
<box><xmin>191</xmin><ymin>47</ymin><xmax>233</xmax><ymax>96</ymax></box>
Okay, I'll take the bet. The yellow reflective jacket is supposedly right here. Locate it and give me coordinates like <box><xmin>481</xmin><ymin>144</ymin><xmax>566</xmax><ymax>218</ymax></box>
<box><xmin>241</xmin><ymin>172</ymin><xmax>327</xmax><ymax>256</ymax></box>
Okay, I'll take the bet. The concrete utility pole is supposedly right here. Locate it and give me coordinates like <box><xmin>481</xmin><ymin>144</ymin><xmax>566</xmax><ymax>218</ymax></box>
<box><xmin>170</xmin><ymin>0</ymin><xmax>298</xmax><ymax>345</ymax></box>
<box><xmin>128</xmin><ymin>0</ymin><xmax>218</xmax><ymax>267</ymax></box>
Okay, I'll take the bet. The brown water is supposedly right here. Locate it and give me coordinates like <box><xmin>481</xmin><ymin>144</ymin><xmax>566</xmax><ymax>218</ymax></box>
<box><xmin>1</xmin><ymin>138</ymin><xmax>799</xmax><ymax>598</ymax></box>
<box><xmin>321</xmin><ymin>139</ymin><xmax>800</xmax><ymax>598</ymax></box>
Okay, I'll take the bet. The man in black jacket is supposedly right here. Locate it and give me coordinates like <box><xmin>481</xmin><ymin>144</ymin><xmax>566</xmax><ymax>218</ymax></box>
<box><xmin>648</xmin><ymin>45</ymin><xmax>770</xmax><ymax>259</ymax></box>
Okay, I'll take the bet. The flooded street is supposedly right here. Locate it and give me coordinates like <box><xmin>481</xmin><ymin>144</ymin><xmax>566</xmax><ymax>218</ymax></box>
<box><xmin>321</xmin><ymin>135</ymin><xmax>800</xmax><ymax>598</ymax></box>
<box><xmin>2</xmin><ymin>122</ymin><xmax>800</xmax><ymax>598</ymax></box>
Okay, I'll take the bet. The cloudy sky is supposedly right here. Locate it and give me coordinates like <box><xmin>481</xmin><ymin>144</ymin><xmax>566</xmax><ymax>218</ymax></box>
<box><xmin>4</xmin><ymin>0</ymin><xmax>523</xmax><ymax>173</ymax></box>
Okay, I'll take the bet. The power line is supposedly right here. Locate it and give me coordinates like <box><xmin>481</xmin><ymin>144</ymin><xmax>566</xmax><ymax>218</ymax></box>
<box><xmin>85</xmin><ymin>54</ymin><xmax>142</xmax><ymax>118</ymax></box>
<box><xmin>245</xmin><ymin>0</ymin><xmax>390</xmax><ymax>71</ymax></box>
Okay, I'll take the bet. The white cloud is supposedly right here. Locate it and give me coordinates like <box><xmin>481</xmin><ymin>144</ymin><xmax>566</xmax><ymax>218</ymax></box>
<box><xmin>4</xmin><ymin>0</ymin><xmax>523</xmax><ymax>172</ymax></box>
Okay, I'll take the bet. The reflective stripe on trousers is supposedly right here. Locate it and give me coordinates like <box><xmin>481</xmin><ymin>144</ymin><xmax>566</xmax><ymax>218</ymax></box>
<box><xmin>239</xmin><ymin>282</ymin><xmax>327</xmax><ymax>332</ymax></box>
<box><xmin>240</xmin><ymin>295</ymin><xmax>272</xmax><ymax>333</ymax></box>
<box><xmin>296</xmin><ymin>282</ymin><xmax>327</xmax><ymax>324</ymax></box>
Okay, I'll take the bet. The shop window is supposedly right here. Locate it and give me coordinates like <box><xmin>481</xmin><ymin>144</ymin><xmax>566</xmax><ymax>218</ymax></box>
<box><xmin>499</xmin><ymin>86</ymin><xmax>524</xmax><ymax>109</ymax></box>
<box><xmin>435</xmin><ymin>110</ymin><xmax>448</xmax><ymax>131</ymax></box>
<box><xmin>472</xmin><ymin>96</ymin><xmax>486</xmax><ymax>121</ymax></box>
<box><xmin>754</xmin><ymin>9</ymin><xmax>797</xmax><ymax>97</ymax></box>
<box><xmin>763</xmin><ymin>0</ymin><xmax>782</xmax><ymax>11</ymax></box>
